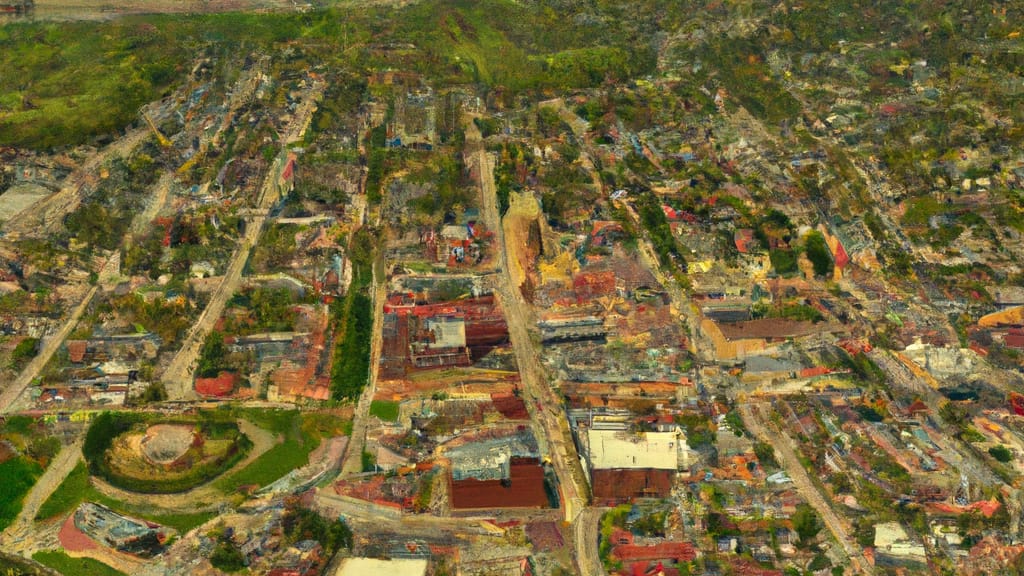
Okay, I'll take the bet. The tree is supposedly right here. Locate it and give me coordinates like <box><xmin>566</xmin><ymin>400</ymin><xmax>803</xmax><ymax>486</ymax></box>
<box><xmin>792</xmin><ymin>503</ymin><xmax>821</xmax><ymax>547</ymax></box>
<box><xmin>140</xmin><ymin>382</ymin><xmax>167</xmax><ymax>403</ymax></box>
<box><xmin>804</xmin><ymin>231</ymin><xmax>833</xmax><ymax>277</ymax></box>
<box><xmin>989</xmin><ymin>445</ymin><xmax>1013</xmax><ymax>463</ymax></box>
<box><xmin>10</xmin><ymin>337</ymin><xmax>39</xmax><ymax>370</ymax></box>
<box><xmin>209</xmin><ymin>540</ymin><xmax>246</xmax><ymax>572</ymax></box>
<box><xmin>197</xmin><ymin>331</ymin><xmax>227</xmax><ymax>378</ymax></box>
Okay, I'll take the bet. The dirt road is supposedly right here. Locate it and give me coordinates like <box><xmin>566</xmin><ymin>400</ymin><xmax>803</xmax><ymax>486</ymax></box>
<box><xmin>739</xmin><ymin>403</ymin><xmax>871</xmax><ymax>575</ymax></box>
<box><xmin>574</xmin><ymin>507</ymin><xmax>607</xmax><ymax>576</ymax></box>
<box><xmin>3</xmin><ymin>128</ymin><xmax>152</xmax><ymax>237</ymax></box>
<box><xmin>465</xmin><ymin>116</ymin><xmax>593</xmax><ymax>575</ymax></box>
<box><xmin>0</xmin><ymin>286</ymin><xmax>97</xmax><ymax>414</ymax></box>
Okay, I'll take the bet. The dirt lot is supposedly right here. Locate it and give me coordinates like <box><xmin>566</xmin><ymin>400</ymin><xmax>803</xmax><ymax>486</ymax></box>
<box><xmin>375</xmin><ymin>368</ymin><xmax>519</xmax><ymax>399</ymax></box>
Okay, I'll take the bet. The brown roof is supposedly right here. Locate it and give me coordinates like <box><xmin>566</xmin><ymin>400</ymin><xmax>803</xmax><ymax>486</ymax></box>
<box><xmin>66</xmin><ymin>340</ymin><xmax>88</xmax><ymax>363</ymax></box>
<box><xmin>450</xmin><ymin>457</ymin><xmax>548</xmax><ymax>510</ymax></box>
<box><xmin>195</xmin><ymin>372</ymin><xmax>239</xmax><ymax>397</ymax></box>
<box><xmin>491</xmin><ymin>393</ymin><xmax>529</xmax><ymax>420</ymax></box>
<box><xmin>592</xmin><ymin>469</ymin><xmax>673</xmax><ymax>504</ymax></box>
<box><xmin>717</xmin><ymin>319</ymin><xmax>836</xmax><ymax>340</ymax></box>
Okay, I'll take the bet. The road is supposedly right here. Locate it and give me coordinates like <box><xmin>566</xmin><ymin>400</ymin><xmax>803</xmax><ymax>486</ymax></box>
<box><xmin>575</xmin><ymin>507</ymin><xmax>607</xmax><ymax>576</ymax></box>
<box><xmin>0</xmin><ymin>286</ymin><xmax>98</xmax><ymax>414</ymax></box>
<box><xmin>0</xmin><ymin>440</ymin><xmax>83</xmax><ymax>553</ymax></box>
<box><xmin>160</xmin><ymin>83</ymin><xmax>324</xmax><ymax>400</ymax></box>
<box><xmin>465</xmin><ymin>115</ymin><xmax>594</xmax><ymax>573</ymax></box>
<box><xmin>740</xmin><ymin>403</ymin><xmax>871</xmax><ymax>575</ymax></box>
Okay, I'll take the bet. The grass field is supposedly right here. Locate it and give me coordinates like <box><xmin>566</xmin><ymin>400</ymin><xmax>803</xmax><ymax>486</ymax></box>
<box><xmin>35</xmin><ymin>461</ymin><xmax>90</xmax><ymax>521</ymax></box>
<box><xmin>0</xmin><ymin>456</ymin><xmax>43</xmax><ymax>531</ymax></box>
<box><xmin>32</xmin><ymin>551</ymin><xmax>124</xmax><ymax>576</ymax></box>
<box><xmin>213</xmin><ymin>410</ymin><xmax>350</xmax><ymax>492</ymax></box>
<box><xmin>34</xmin><ymin>460</ymin><xmax>215</xmax><ymax>533</ymax></box>
<box><xmin>370</xmin><ymin>400</ymin><xmax>400</xmax><ymax>422</ymax></box>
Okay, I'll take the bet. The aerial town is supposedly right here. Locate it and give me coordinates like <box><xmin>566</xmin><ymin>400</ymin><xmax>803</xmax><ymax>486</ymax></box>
<box><xmin>2</xmin><ymin>0</ymin><xmax>1024</xmax><ymax>575</ymax></box>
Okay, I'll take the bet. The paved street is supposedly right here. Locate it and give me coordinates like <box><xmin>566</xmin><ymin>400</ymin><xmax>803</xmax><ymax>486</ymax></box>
<box><xmin>740</xmin><ymin>403</ymin><xmax>871</xmax><ymax>575</ymax></box>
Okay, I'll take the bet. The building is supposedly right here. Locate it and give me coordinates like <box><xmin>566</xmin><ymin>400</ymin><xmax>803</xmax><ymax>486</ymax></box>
<box><xmin>334</xmin><ymin>558</ymin><xmax>429</xmax><ymax>576</ymax></box>
<box><xmin>874</xmin><ymin>521</ymin><xmax>927</xmax><ymax>567</ymax></box>
<box><xmin>449</xmin><ymin>456</ymin><xmax>550</xmax><ymax>510</ymax></box>
<box><xmin>583</xmin><ymin>426</ymin><xmax>689</xmax><ymax>504</ymax></box>
<box><xmin>586</xmin><ymin>428</ymin><xmax>687</xmax><ymax>470</ymax></box>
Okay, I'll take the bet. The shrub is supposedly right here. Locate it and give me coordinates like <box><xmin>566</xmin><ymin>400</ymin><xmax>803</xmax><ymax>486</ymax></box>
<box><xmin>804</xmin><ymin>230</ymin><xmax>833</xmax><ymax>277</ymax></box>
<box><xmin>989</xmin><ymin>445</ymin><xmax>1013</xmax><ymax>463</ymax></box>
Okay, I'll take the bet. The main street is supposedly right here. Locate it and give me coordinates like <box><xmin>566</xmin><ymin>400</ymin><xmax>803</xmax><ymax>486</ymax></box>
<box><xmin>464</xmin><ymin>116</ymin><xmax>598</xmax><ymax>574</ymax></box>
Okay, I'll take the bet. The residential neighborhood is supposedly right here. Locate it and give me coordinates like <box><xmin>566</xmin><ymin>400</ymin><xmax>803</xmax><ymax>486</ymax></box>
<box><xmin>3</xmin><ymin>0</ymin><xmax>1024</xmax><ymax>575</ymax></box>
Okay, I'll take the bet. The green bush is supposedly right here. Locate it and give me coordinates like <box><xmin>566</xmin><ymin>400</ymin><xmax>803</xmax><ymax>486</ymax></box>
<box><xmin>989</xmin><ymin>445</ymin><xmax>1013</xmax><ymax>463</ymax></box>
<box><xmin>804</xmin><ymin>231</ymin><xmax>833</xmax><ymax>277</ymax></box>
<box><xmin>209</xmin><ymin>541</ymin><xmax>246</xmax><ymax>573</ymax></box>
<box><xmin>83</xmin><ymin>412</ymin><xmax>141</xmax><ymax>472</ymax></box>
<box><xmin>10</xmin><ymin>337</ymin><xmax>39</xmax><ymax>370</ymax></box>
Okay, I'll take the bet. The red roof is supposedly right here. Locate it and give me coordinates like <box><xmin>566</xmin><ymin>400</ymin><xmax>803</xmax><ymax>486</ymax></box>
<box><xmin>592</xmin><ymin>469</ymin><xmax>673</xmax><ymax>504</ymax></box>
<box><xmin>734</xmin><ymin>229</ymin><xmax>755</xmax><ymax>254</ymax></box>
<box><xmin>906</xmin><ymin>399</ymin><xmax>930</xmax><ymax>414</ymax></box>
<box><xmin>67</xmin><ymin>340</ymin><xmax>87</xmax><ymax>363</ymax></box>
<box><xmin>1005</xmin><ymin>334</ymin><xmax>1024</xmax><ymax>349</ymax></box>
<box><xmin>491</xmin><ymin>393</ymin><xmax>529</xmax><ymax>420</ymax></box>
<box><xmin>195</xmin><ymin>372</ymin><xmax>239</xmax><ymax>397</ymax></box>
<box><xmin>831</xmin><ymin>237</ymin><xmax>849</xmax><ymax>269</ymax></box>
<box><xmin>799</xmin><ymin>366</ymin><xmax>831</xmax><ymax>379</ymax></box>
<box><xmin>450</xmin><ymin>457</ymin><xmax>548</xmax><ymax>510</ymax></box>
<box><xmin>574</xmin><ymin>271</ymin><xmax>616</xmax><ymax>300</ymax></box>
<box><xmin>611</xmin><ymin>542</ymin><xmax>696</xmax><ymax>563</ymax></box>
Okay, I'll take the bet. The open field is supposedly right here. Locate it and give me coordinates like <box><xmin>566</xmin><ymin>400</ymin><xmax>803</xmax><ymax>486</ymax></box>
<box><xmin>32</xmin><ymin>550</ymin><xmax>124</xmax><ymax>576</ymax></box>
<box><xmin>214</xmin><ymin>410</ymin><xmax>350</xmax><ymax>491</ymax></box>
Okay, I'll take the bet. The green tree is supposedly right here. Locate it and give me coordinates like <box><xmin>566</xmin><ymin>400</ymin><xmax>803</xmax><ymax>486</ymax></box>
<box><xmin>989</xmin><ymin>445</ymin><xmax>1013</xmax><ymax>463</ymax></box>
<box><xmin>197</xmin><ymin>331</ymin><xmax>227</xmax><ymax>378</ymax></box>
<box><xmin>209</xmin><ymin>540</ymin><xmax>245</xmax><ymax>572</ymax></box>
<box><xmin>792</xmin><ymin>503</ymin><xmax>821</xmax><ymax>547</ymax></box>
<box><xmin>804</xmin><ymin>231</ymin><xmax>833</xmax><ymax>277</ymax></box>
<box><xmin>10</xmin><ymin>337</ymin><xmax>39</xmax><ymax>370</ymax></box>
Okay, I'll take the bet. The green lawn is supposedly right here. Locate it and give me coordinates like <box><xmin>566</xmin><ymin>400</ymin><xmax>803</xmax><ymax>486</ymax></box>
<box><xmin>215</xmin><ymin>439</ymin><xmax>308</xmax><ymax>491</ymax></box>
<box><xmin>370</xmin><ymin>400</ymin><xmax>400</xmax><ymax>422</ymax></box>
<box><xmin>34</xmin><ymin>459</ymin><xmax>214</xmax><ymax>533</ymax></box>
<box><xmin>0</xmin><ymin>551</ymin><xmax>56</xmax><ymax>576</ymax></box>
<box><xmin>32</xmin><ymin>551</ymin><xmax>124</xmax><ymax>576</ymax></box>
<box><xmin>0</xmin><ymin>456</ymin><xmax>43</xmax><ymax>531</ymax></box>
<box><xmin>213</xmin><ymin>411</ymin><xmax>350</xmax><ymax>493</ymax></box>
<box><xmin>36</xmin><ymin>461</ymin><xmax>90</xmax><ymax>521</ymax></box>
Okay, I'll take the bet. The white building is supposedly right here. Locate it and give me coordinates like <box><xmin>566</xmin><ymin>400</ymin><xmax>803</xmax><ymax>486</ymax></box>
<box><xmin>586</xmin><ymin>427</ymin><xmax>691</xmax><ymax>470</ymax></box>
